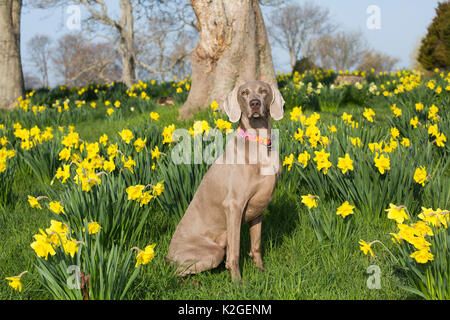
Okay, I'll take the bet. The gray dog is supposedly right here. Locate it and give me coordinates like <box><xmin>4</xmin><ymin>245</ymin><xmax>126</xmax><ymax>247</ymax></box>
<box><xmin>166</xmin><ymin>80</ymin><xmax>285</xmax><ymax>282</ymax></box>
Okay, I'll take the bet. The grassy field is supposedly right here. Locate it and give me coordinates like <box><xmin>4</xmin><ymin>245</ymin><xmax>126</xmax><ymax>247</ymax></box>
<box><xmin>0</xmin><ymin>70</ymin><xmax>448</xmax><ymax>300</ymax></box>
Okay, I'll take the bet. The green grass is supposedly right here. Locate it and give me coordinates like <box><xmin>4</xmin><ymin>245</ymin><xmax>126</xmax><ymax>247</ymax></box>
<box><xmin>1</xmin><ymin>77</ymin><xmax>448</xmax><ymax>300</ymax></box>
<box><xmin>114</xmin><ymin>184</ymin><xmax>412</xmax><ymax>300</ymax></box>
<box><xmin>0</xmin><ymin>100</ymin><xmax>413</xmax><ymax>300</ymax></box>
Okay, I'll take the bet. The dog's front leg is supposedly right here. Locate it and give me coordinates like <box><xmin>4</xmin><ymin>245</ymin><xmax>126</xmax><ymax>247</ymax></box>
<box><xmin>225</xmin><ymin>203</ymin><xmax>243</xmax><ymax>283</ymax></box>
<box><xmin>249</xmin><ymin>215</ymin><xmax>265</xmax><ymax>271</ymax></box>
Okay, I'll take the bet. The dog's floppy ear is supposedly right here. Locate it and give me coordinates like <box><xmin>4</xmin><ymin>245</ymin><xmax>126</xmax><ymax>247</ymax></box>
<box><xmin>269</xmin><ymin>83</ymin><xmax>285</xmax><ymax>121</ymax></box>
<box><xmin>222</xmin><ymin>84</ymin><xmax>242</xmax><ymax>123</ymax></box>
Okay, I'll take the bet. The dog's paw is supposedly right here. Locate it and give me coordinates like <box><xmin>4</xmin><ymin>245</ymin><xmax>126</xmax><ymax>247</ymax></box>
<box><xmin>249</xmin><ymin>252</ymin><xmax>265</xmax><ymax>272</ymax></box>
<box><xmin>230</xmin><ymin>270</ymin><xmax>242</xmax><ymax>284</ymax></box>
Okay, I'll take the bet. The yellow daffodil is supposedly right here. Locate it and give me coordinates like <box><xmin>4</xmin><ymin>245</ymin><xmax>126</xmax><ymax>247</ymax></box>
<box><xmin>418</xmin><ymin>207</ymin><xmax>449</xmax><ymax>229</ymax></box>
<box><xmin>49</xmin><ymin>201</ymin><xmax>65</xmax><ymax>215</ymax></box>
<box><xmin>415</xmin><ymin>102</ymin><xmax>424</xmax><ymax>111</ymax></box>
<box><xmin>5</xmin><ymin>271</ymin><xmax>27</xmax><ymax>292</ymax></box>
<box><xmin>122</xmin><ymin>155</ymin><xmax>136</xmax><ymax>174</ymax></box>
<box><xmin>336</xmin><ymin>201</ymin><xmax>355</xmax><ymax>218</ymax></box>
<box><xmin>363</xmin><ymin>108</ymin><xmax>375</xmax><ymax>122</ymax></box>
<box><xmin>283</xmin><ymin>154</ymin><xmax>294</xmax><ymax>171</ymax></box>
<box><xmin>58</xmin><ymin>147</ymin><xmax>71</xmax><ymax>161</ymax></box>
<box><xmin>107</xmin><ymin>144</ymin><xmax>119</xmax><ymax>159</ymax></box>
<box><xmin>152</xmin><ymin>181</ymin><xmax>164</xmax><ymax>197</ymax></box>
<box><xmin>62</xmin><ymin>239</ymin><xmax>80</xmax><ymax>258</ymax></box>
<box><xmin>350</xmin><ymin>137</ymin><xmax>362</xmax><ymax>147</ymax></box>
<box><xmin>55</xmin><ymin>164</ymin><xmax>71</xmax><ymax>183</ymax></box>
<box><xmin>428</xmin><ymin>124</ymin><xmax>439</xmax><ymax>137</ymax></box>
<box><xmin>337</xmin><ymin>153</ymin><xmax>354</xmax><ymax>174</ymax></box>
<box><xmin>342</xmin><ymin>112</ymin><xmax>353</xmax><ymax>124</ymax></box>
<box><xmin>374</xmin><ymin>154</ymin><xmax>390</xmax><ymax>174</ymax></box>
<box><xmin>103</xmin><ymin>158</ymin><xmax>115</xmax><ymax>173</ymax></box>
<box><xmin>84</xmin><ymin>222</ymin><xmax>102</xmax><ymax>235</ymax></box>
<box><xmin>434</xmin><ymin>132</ymin><xmax>446</xmax><ymax>147</ymax></box>
<box><xmin>99</xmin><ymin>134</ymin><xmax>108</xmax><ymax>146</ymax></box>
<box><xmin>214</xmin><ymin>118</ymin><xmax>232</xmax><ymax>132</ymax></box>
<box><xmin>413</xmin><ymin>166</ymin><xmax>428</xmax><ymax>186</ymax></box>
<box><xmin>134</xmin><ymin>244</ymin><xmax>156</xmax><ymax>268</ymax></box>
<box><xmin>410</xmin><ymin>248</ymin><xmax>434</xmax><ymax>264</ymax></box>
<box><xmin>294</xmin><ymin>128</ymin><xmax>304</xmax><ymax>143</ymax></box>
<box><xmin>301</xmin><ymin>194</ymin><xmax>318</xmax><ymax>209</ymax></box>
<box><xmin>150</xmin><ymin>112</ymin><xmax>160</xmax><ymax>121</ymax></box>
<box><xmin>313</xmin><ymin>149</ymin><xmax>332</xmax><ymax>174</ymax></box>
<box><xmin>30</xmin><ymin>229</ymin><xmax>57</xmax><ymax>260</ymax></box>
<box><xmin>162</xmin><ymin>124</ymin><xmax>175</xmax><ymax>144</ymax></box>
<box><xmin>61</xmin><ymin>132</ymin><xmax>79</xmax><ymax>148</ymax></box>
<box><xmin>359</xmin><ymin>240</ymin><xmax>374</xmax><ymax>257</ymax></box>
<box><xmin>134</xmin><ymin>138</ymin><xmax>147</xmax><ymax>153</ymax></box>
<box><xmin>126</xmin><ymin>185</ymin><xmax>145</xmax><ymax>201</ymax></box>
<box><xmin>151</xmin><ymin>146</ymin><xmax>161</xmax><ymax>160</ymax></box>
<box><xmin>139</xmin><ymin>191</ymin><xmax>153</xmax><ymax>207</ymax></box>
<box><xmin>189</xmin><ymin>120</ymin><xmax>211</xmax><ymax>136</ymax></box>
<box><xmin>297</xmin><ymin>151</ymin><xmax>310</xmax><ymax>168</ymax></box>
<box><xmin>328</xmin><ymin>125</ymin><xmax>337</xmax><ymax>133</ymax></box>
<box><xmin>210</xmin><ymin>100</ymin><xmax>219</xmax><ymax>111</ymax></box>
<box><xmin>385</xmin><ymin>203</ymin><xmax>409</xmax><ymax>224</ymax></box>
<box><xmin>118</xmin><ymin>129</ymin><xmax>134</xmax><ymax>144</ymax></box>
<box><xmin>28</xmin><ymin>195</ymin><xmax>42</xmax><ymax>209</ymax></box>
<box><xmin>400</xmin><ymin>137</ymin><xmax>410</xmax><ymax>147</ymax></box>
<box><xmin>390</xmin><ymin>127</ymin><xmax>400</xmax><ymax>139</ymax></box>
<box><xmin>290</xmin><ymin>106</ymin><xmax>303</xmax><ymax>122</ymax></box>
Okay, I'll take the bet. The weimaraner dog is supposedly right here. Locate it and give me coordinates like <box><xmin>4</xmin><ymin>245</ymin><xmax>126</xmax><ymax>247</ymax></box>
<box><xmin>166</xmin><ymin>80</ymin><xmax>285</xmax><ymax>282</ymax></box>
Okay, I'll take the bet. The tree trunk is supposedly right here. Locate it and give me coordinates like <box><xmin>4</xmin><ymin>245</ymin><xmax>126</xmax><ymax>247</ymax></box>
<box><xmin>179</xmin><ymin>0</ymin><xmax>277</xmax><ymax>118</ymax></box>
<box><xmin>289</xmin><ymin>50</ymin><xmax>296</xmax><ymax>70</ymax></box>
<box><xmin>119</xmin><ymin>0</ymin><xmax>136</xmax><ymax>87</ymax></box>
<box><xmin>0</xmin><ymin>0</ymin><xmax>24</xmax><ymax>109</ymax></box>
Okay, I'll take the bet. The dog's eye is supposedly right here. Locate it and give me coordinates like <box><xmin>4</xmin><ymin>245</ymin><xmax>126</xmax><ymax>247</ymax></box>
<box><xmin>260</xmin><ymin>89</ymin><xmax>268</xmax><ymax>95</ymax></box>
<box><xmin>241</xmin><ymin>90</ymin><xmax>249</xmax><ymax>96</ymax></box>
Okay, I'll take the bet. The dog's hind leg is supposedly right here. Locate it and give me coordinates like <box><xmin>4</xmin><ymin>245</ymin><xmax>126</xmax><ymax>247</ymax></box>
<box><xmin>176</xmin><ymin>236</ymin><xmax>226</xmax><ymax>276</ymax></box>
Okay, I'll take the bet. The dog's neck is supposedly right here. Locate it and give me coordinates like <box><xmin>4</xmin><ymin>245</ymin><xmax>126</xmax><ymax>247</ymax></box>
<box><xmin>239</xmin><ymin>115</ymin><xmax>271</xmax><ymax>140</ymax></box>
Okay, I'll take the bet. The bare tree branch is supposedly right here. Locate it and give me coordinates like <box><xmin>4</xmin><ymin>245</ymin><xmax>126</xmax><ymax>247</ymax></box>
<box><xmin>267</xmin><ymin>1</ymin><xmax>336</xmax><ymax>69</ymax></box>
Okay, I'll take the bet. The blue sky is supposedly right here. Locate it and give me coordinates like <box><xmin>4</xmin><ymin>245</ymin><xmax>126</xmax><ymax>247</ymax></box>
<box><xmin>21</xmin><ymin>0</ymin><xmax>441</xmax><ymax>85</ymax></box>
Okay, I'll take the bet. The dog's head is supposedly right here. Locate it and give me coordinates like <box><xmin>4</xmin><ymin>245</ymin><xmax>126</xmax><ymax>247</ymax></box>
<box><xmin>222</xmin><ymin>80</ymin><xmax>285</xmax><ymax>123</ymax></box>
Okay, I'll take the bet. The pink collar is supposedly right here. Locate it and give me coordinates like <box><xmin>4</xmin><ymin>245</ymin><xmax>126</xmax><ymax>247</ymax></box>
<box><xmin>237</xmin><ymin>127</ymin><xmax>271</xmax><ymax>147</ymax></box>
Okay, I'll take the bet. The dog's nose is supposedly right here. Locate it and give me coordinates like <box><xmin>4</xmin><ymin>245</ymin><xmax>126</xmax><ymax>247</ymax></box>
<box><xmin>249</xmin><ymin>99</ymin><xmax>261</xmax><ymax>110</ymax></box>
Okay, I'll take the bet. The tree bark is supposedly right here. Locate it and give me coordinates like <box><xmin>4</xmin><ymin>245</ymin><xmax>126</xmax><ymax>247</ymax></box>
<box><xmin>178</xmin><ymin>0</ymin><xmax>276</xmax><ymax>118</ymax></box>
<box><xmin>0</xmin><ymin>0</ymin><xmax>24</xmax><ymax>109</ymax></box>
<box><xmin>119</xmin><ymin>0</ymin><xmax>136</xmax><ymax>87</ymax></box>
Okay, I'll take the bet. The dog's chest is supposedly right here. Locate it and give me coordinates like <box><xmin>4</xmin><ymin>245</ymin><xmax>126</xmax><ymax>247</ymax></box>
<box><xmin>243</xmin><ymin>174</ymin><xmax>277</xmax><ymax>223</ymax></box>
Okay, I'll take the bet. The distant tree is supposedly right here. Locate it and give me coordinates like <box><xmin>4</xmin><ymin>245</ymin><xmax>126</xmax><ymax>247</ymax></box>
<box><xmin>27</xmin><ymin>34</ymin><xmax>52</xmax><ymax>87</ymax></box>
<box><xmin>51</xmin><ymin>33</ymin><xmax>121</xmax><ymax>87</ymax></box>
<box><xmin>292</xmin><ymin>57</ymin><xmax>319</xmax><ymax>74</ymax></box>
<box><xmin>23</xmin><ymin>72</ymin><xmax>42</xmax><ymax>90</ymax></box>
<box><xmin>357</xmin><ymin>50</ymin><xmax>399</xmax><ymax>73</ymax></box>
<box><xmin>31</xmin><ymin>0</ymin><xmax>155</xmax><ymax>87</ymax></box>
<box><xmin>136</xmin><ymin>11</ymin><xmax>196</xmax><ymax>81</ymax></box>
<box><xmin>268</xmin><ymin>2</ymin><xmax>335</xmax><ymax>69</ymax></box>
<box><xmin>0</xmin><ymin>0</ymin><xmax>24</xmax><ymax>109</ymax></box>
<box><xmin>417</xmin><ymin>1</ymin><xmax>450</xmax><ymax>70</ymax></box>
<box><xmin>31</xmin><ymin>0</ymin><xmax>197</xmax><ymax>86</ymax></box>
<box><xmin>316</xmin><ymin>30</ymin><xmax>368</xmax><ymax>71</ymax></box>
